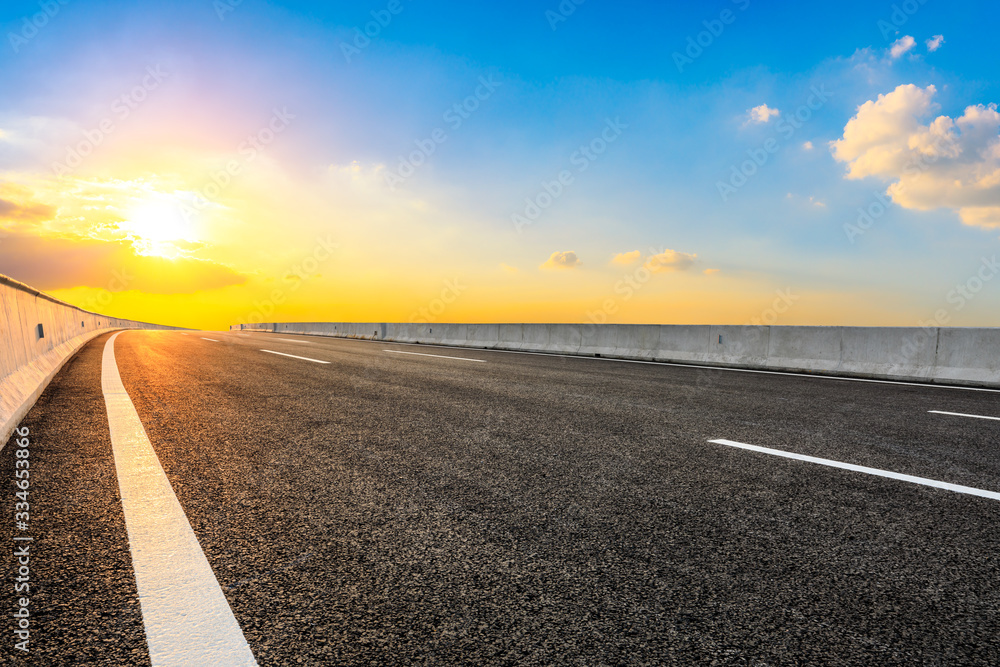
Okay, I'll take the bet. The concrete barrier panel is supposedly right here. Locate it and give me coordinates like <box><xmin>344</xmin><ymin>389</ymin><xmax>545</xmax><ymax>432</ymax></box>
<box><xmin>578</xmin><ymin>323</ymin><xmax>619</xmax><ymax>357</ymax></box>
<box><xmin>427</xmin><ymin>325</ymin><xmax>448</xmax><ymax>344</ymax></box>
<box><xmin>654</xmin><ymin>325</ymin><xmax>713</xmax><ymax>363</ymax></box>
<box><xmin>766</xmin><ymin>326</ymin><xmax>841</xmax><ymax>373</ymax></box>
<box><xmin>934</xmin><ymin>327</ymin><xmax>1000</xmax><ymax>385</ymax></box>
<box><xmin>434</xmin><ymin>324</ymin><xmax>467</xmax><ymax>347</ymax></box>
<box><xmin>614</xmin><ymin>324</ymin><xmax>662</xmax><ymax>360</ymax></box>
<box><xmin>542</xmin><ymin>323</ymin><xmax>581</xmax><ymax>354</ymax></box>
<box><xmin>355</xmin><ymin>323</ymin><xmax>373</xmax><ymax>339</ymax></box>
<box><xmin>389</xmin><ymin>323</ymin><xmax>423</xmax><ymax>343</ymax></box>
<box><xmin>710</xmin><ymin>326</ymin><xmax>771</xmax><ymax>367</ymax></box>
<box><xmin>497</xmin><ymin>324</ymin><xmax>524</xmax><ymax>350</ymax></box>
<box><xmin>312</xmin><ymin>322</ymin><xmax>340</xmax><ymax>336</ymax></box>
<box><xmin>466</xmin><ymin>323</ymin><xmax>500</xmax><ymax>348</ymax></box>
<box><xmin>402</xmin><ymin>324</ymin><xmax>442</xmax><ymax>344</ymax></box>
<box><xmin>518</xmin><ymin>324</ymin><xmax>556</xmax><ymax>352</ymax></box>
<box><xmin>840</xmin><ymin>327</ymin><xmax>937</xmax><ymax>380</ymax></box>
<box><xmin>0</xmin><ymin>287</ymin><xmax>27</xmax><ymax>377</ymax></box>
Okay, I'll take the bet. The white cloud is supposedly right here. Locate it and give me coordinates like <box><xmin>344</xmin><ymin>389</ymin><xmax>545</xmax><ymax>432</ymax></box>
<box><xmin>610</xmin><ymin>250</ymin><xmax>641</xmax><ymax>265</ymax></box>
<box><xmin>540</xmin><ymin>250</ymin><xmax>580</xmax><ymax>270</ymax></box>
<box><xmin>830</xmin><ymin>84</ymin><xmax>939</xmax><ymax>178</ymax></box>
<box><xmin>500</xmin><ymin>262</ymin><xmax>518</xmax><ymax>273</ymax></box>
<box><xmin>785</xmin><ymin>192</ymin><xmax>827</xmax><ymax>208</ymax></box>
<box><xmin>645</xmin><ymin>249</ymin><xmax>697</xmax><ymax>273</ymax></box>
<box><xmin>831</xmin><ymin>84</ymin><xmax>1000</xmax><ymax>229</ymax></box>
<box><xmin>889</xmin><ymin>35</ymin><xmax>916</xmax><ymax>59</ymax></box>
<box><xmin>802</xmin><ymin>141</ymin><xmax>814</xmax><ymax>150</ymax></box>
<box><xmin>926</xmin><ymin>35</ymin><xmax>945</xmax><ymax>52</ymax></box>
<box><xmin>746</xmin><ymin>104</ymin><xmax>780</xmax><ymax>124</ymax></box>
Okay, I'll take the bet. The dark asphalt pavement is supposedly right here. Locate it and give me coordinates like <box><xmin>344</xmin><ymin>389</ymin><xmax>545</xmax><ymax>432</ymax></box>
<box><xmin>3</xmin><ymin>329</ymin><xmax>1000</xmax><ymax>665</ymax></box>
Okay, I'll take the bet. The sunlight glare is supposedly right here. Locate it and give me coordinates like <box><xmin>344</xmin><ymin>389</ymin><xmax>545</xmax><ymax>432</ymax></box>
<box><xmin>121</xmin><ymin>198</ymin><xmax>198</xmax><ymax>257</ymax></box>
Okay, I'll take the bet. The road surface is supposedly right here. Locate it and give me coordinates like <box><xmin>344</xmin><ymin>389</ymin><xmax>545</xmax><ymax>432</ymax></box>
<box><xmin>3</xmin><ymin>329</ymin><xmax>999</xmax><ymax>665</ymax></box>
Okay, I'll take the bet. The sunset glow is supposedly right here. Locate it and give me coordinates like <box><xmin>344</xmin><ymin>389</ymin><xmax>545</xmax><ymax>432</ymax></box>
<box><xmin>1</xmin><ymin>1</ymin><xmax>998</xmax><ymax>330</ymax></box>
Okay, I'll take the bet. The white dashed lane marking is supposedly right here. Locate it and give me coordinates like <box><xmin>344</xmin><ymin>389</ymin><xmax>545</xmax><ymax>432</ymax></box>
<box><xmin>928</xmin><ymin>410</ymin><xmax>1000</xmax><ymax>422</ymax></box>
<box><xmin>260</xmin><ymin>349</ymin><xmax>331</xmax><ymax>364</ymax></box>
<box><xmin>708</xmin><ymin>438</ymin><xmax>1000</xmax><ymax>502</ymax></box>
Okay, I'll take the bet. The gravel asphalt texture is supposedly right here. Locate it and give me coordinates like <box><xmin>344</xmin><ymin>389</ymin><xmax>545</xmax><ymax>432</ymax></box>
<box><xmin>3</xmin><ymin>329</ymin><xmax>1000</xmax><ymax>665</ymax></box>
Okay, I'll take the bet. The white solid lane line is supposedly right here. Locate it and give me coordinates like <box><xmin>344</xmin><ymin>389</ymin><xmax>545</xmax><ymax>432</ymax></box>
<box><xmin>708</xmin><ymin>438</ymin><xmax>1000</xmax><ymax>502</ymax></box>
<box><xmin>383</xmin><ymin>349</ymin><xmax>487</xmax><ymax>363</ymax></box>
<box><xmin>260</xmin><ymin>349</ymin><xmax>331</xmax><ymax>364</ymax></box>
<box><xmin>928</xmin><ymin>410</ymin><xmax>1000</xmax><ymax>422</ymax></box>
<box><xmin>101</xmin><ymin>333</ymin><xmax>258</xmax><ymax>666</ymax></box>
<box><xmin>201</xmin><ymin>337</ymin><xmax>219</xmax><ymax>342</ymax></box>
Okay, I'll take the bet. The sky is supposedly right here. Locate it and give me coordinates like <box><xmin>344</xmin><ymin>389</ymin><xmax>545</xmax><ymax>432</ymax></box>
<box><xmin>1</xmin><ymin>0</ymin><xmax>998</xmax><ymax>330</ymax></box>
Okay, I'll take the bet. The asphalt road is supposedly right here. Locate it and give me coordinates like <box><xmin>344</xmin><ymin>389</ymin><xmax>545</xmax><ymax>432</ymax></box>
<box><xmin>3</xmin><ymin>329</ymin><xmax>1000</xmax><ymax>665</ymax></box>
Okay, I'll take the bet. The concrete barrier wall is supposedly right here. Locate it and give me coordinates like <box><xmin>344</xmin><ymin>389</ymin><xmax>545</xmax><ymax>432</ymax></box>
<box><xmin>935</xmin><ymin>327</ymin><xmax>1000</xmax><ymax>385</ymax></box>
<box><xmin>230</xmin><ymin>321</ymin><xmax>1000</xmax><ymax>388</ymax></box>
<box><xmin>1</xmin><ymin>274</ymin><xmax>182</xmax><ymax>445</ymax></box>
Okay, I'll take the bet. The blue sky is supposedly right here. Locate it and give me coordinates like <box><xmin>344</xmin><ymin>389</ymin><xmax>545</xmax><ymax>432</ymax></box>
<box><xmin>1</xmin><ymin>0</ymin><xmax>998</xmax><ymax>328</ymax></box>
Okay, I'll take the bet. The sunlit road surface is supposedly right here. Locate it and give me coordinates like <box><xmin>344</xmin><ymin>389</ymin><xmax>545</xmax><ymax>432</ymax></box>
<box><xmin>4</xmin><ymin>330</ymin><xmax>1000</xmax><ymax>665</ymax></box>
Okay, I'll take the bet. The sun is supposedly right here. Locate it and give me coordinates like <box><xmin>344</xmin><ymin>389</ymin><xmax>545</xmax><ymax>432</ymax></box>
<box><xmin>121</xmin><ymin>198</ymin><xmax>199</xmax><ymax>257</ymax></box>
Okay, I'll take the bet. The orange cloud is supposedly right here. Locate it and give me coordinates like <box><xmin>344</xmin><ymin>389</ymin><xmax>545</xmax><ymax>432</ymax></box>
<box><xmin>0</xmin><ymin>183</ymin><xmax>58</xmax><ymax>225</ymax></box>
<box><xmin>0</xmin><ymin>231</ymin><xmax>245</xmax><ymax>293</ymax></box>
<box><xmin>540</xmin><ymin>250</ymin><xmax>580</xmax><ymax>270</ymax></box>
<box><xmin>611</xmin><ymin>250</ymin><xmax>641</xmax><ymax>265</ymax></box>
<box><xmin>646</xmin><ymin>249</ymin><xmax>697</xmax><ymax>272</ymax></box>
<box><xmin>0</xmin><ymin>198</ymin><xmax>56</xmax><ymax>223</ymax></box>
